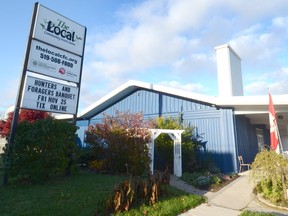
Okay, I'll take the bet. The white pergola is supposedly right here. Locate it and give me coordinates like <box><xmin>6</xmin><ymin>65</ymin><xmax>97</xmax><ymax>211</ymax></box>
<box><xmin>149</xmin><ymin>129</ymin><xmax>184</xmax><ymax>177</ymax></box>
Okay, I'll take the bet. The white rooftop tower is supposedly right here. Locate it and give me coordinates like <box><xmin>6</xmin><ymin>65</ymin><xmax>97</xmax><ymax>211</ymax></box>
<box><xmin>215</xmin><ymin>44</ymin><xmax>243</xmax><ymax>97</ymax></box>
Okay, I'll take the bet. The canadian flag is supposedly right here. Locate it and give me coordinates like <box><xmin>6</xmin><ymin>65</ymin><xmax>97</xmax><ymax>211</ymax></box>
<box><xmin>269</xmin><ymin>92</ymin><xmax>280</xmax><ymax>153</ymax></box>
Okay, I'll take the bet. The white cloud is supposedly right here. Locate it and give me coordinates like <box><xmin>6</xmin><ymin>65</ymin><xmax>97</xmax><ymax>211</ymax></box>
<box><xmin>244</xmin><ymin>67</ymin><xmax>288</xmax><ymax>95</ymax></box>
<box><xmin>1</xmin><ymin>78</ymin><xmax>19</xmax><ymax>111</ymax></box>
<box><xmin>3</xmin><ymin>0</ymin><xmax>288</xmax><ymax>114</ymax></box>
<box><xmin>172</xmin><ymin>52</ymin><xmax>216</xmax><ymax>76</ymax></box>
<box><xmin>272</xmin><ymin>16</ymin><xmax>288</xmax><ymax>29</ymax></box>
<box><xmin>83</xmin><ymin>0</ymin><xmax>288</xmax><ymax>103</ymax></box>
<box><xmin>158</xmin><ymin>80</ymin><xmax>207</xmax><ymax>93</ymax></box>
<box><xmin>78</xmin><ymin>86</ymin><xmax>108</xmax><ymax>111</ymax></box>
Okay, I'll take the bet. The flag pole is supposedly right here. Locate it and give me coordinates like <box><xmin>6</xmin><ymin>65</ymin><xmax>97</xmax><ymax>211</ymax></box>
<box><xmin>275</xmin><ymin>122</ymin><xmax>284</xmax><ymax>155</ymax></box>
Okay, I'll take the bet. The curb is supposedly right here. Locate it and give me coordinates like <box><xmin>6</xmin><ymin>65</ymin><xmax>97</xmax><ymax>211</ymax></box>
<box><xmin>257</xmin><ymin>194</ymin><xmax>288</xmax><ymax>211</ymax></box>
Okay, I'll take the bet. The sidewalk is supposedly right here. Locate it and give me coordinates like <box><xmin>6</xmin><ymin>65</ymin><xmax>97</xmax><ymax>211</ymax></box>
<box><xmin>170</xmin><ymin>171</ymin><xmax>288</xmax><ymax>216</ymax></box>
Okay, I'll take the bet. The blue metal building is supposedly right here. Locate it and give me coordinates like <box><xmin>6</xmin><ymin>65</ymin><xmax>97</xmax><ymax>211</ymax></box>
<box><xmin>68</xmin><ymin>45</ymin><xmax>288</xmax><ymax>174</ymax></box>
<box><xmin>72</xmin><ymin>80</ymin><xmax>280</xmax><ymax>174</ymax></box>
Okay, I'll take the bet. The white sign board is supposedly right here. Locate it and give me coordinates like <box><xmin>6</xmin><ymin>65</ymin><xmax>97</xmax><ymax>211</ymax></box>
<box><xmin>27</xmin><ymin>39</ymin><xmax>82</xmax><ymax>83</ymax></box>
<box><xmin>33</xmin><ymin>4</ymin><xmax>85</xmax><ymax>56</ymax></box>
<box><xmin>21</xmin><ymin>75</ymin><xmax>79</xmax><ymax>114</ymax></box>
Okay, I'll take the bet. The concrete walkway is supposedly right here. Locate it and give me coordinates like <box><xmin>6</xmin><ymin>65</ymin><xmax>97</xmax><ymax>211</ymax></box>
<box><xmin>170</xmin><ymin>171</ymin><xmax>288</xmax><ymax>216</ymax></box>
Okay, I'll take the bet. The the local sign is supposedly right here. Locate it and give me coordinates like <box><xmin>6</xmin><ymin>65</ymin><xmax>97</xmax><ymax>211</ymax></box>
<box><xmin>27</xmin><ymin>39</ymin><xmax>82</xmax><ymax>83</ymax></box>
<box><xmin>33</xmin><ymin>4</ymin><xmax>86</xmax><ymax>56</ymax></box>
<box><xmin>21</xmin><ymin>76</ymin><xmax>79</xmax><ymax>114</ymax></box>
<box><xmin>19</xmin><ymin>3</ymin><xmax>86</xmax><ymax>115</ymax></box>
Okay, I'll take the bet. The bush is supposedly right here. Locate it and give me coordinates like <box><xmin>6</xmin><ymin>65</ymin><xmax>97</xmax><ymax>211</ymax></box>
<box><xmin>181</xmin><ymin>171</ymin><xmax>225</xmax><ymax>190</ymax></box>
<box><xmin>181</xmin><ymin>172</ymin><xmax>203</xmax><ymax>187</ymax></box>
<box><xmin>3</xmin><ymin>117</ymin><xmax>78</xmax><ymax>183</ymax></box>
<box><xmin>77</xmin><ymin>146</ymin><xmax>97</xmax><ymax>167</ymax></box>
<box><xmin>251</xmin><ymin>150</ymin><xmax>288</xmax><ymax>206</ymax></box>
<box><xmin>89</xmin><ymin>159</ymin><xmax>107</xmax><ymax>172</ymax></box>
<box><xmin>197</xmin><ymin>176</ymin><xmax>211</xmax><ymax>188</ymax></box>
<box><xmin>85</xmin><ymin>111</ymin><xmax>154</xmax><ymax>176</ymax></box>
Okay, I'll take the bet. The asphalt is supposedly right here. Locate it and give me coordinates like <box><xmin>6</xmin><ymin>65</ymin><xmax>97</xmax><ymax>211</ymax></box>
<box><xmin>169</xmin><ymin>171</ymin><xmax>288</xmax><ymax>216</ymax></box>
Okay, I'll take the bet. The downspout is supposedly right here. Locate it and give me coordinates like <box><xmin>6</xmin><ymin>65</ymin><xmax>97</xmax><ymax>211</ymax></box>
<box><xmin>232</xmin><ymin>110</ymin><xmax>240</xmax><ymax>173</ymax></box>
<box><xmin>159</xmin><ymin>93</ymin><xmax>163</xmax><ymax>117</ymax></box>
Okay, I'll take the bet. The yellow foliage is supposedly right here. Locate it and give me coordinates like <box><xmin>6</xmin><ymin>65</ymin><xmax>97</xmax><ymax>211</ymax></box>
<box><xmin>89</xmin><ymin>160</ymin><xmax>105</xmax><ymax>171</ymax></box>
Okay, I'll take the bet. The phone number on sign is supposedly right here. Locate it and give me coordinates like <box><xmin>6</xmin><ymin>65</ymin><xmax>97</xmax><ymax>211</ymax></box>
<box><xmin>40</xmin><ymin>53</ymin><xmax>74</xmax><ymax>68</ymax></box>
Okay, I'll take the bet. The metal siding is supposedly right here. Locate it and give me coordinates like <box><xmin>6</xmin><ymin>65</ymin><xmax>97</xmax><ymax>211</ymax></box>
<box><xmin>76</xmin><ymin>120</ymin><xmax>89</xmax><ymax>127</ymax></box>
<box><xmin>185</xmin><ymin>117</ymin><xmax>221</xmax><ymax>147</ymax></box>
<box><xmin>144</xmin><ymin>113</ymin><xmax>160</xmax><ymax>120</ymax></box>
<box><xmin>76</xmin><ymin>120</ymin><xmax>89</xmax><ymax>147</ymax></box>
<box><xmin>183</xmin><ymin>109</ymin><xmax>237</xmax><ymax>173</ymax></box>
<box><xmin>219</xmin><ymin>109</ymin><xmax>238</xmax><ymax>173</ymax></box>
<box><xmin>162</xmin><ymin>112</ymin><xmax>180</xmax><ymax>119</ymax></box>
<box><xmin>161</xmin><ymin>95</ymin><xmax>211</xmax><ymax>114</ymax></box>
<box><xmin>235</xmin><ymin>115</ymin><xmax>259</xmax><ymax>170</ymax></box>
<box><xmin>79</xmin><ymin>89</ymin><xmax>238</xmax><ymax>173</ymax></box>
<box><xmin>90</xmin><ymin>118</ymin><xmax>102</xmax><ymax>125</ymax></box>
<box><xmin>168</xmin><ymin>96</ymin><xmax>181</xmax><ymax>113</ymax></box>
<box><xmin>91</xmin><ymin>90</ymin><xmax>159</xmax><ymax>119</ymax></box>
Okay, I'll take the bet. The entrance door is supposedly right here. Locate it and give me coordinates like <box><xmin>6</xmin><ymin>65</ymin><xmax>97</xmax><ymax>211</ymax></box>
<box><xmin>257</xmin><ymin>134</ymin><xmax>264</xmax><ymax>151</ymax></box>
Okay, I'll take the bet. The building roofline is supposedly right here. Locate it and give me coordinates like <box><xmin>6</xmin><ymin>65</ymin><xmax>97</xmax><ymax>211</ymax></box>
<box><xmin>56</xmin><ymin>80</ymin><xmax>288</xmax><ymax>121</ymax></box>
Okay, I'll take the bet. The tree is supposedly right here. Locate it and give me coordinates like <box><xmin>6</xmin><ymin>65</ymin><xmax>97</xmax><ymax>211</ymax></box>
<box><xmin>0</xmin><ymin>109</ymin><xmax>50</xmax><ymax>138</ymax></box>
<box><xmin>85</xmin><ymin>111</ymin><xmax>155</xmax><ymax>175</ymax></box>
<box><xmin>251</xmin><ymin>150</ymin><xmax>288</xmax><ymax>205</ymax></box>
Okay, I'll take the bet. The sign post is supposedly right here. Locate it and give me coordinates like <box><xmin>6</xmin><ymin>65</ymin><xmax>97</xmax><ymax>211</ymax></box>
<box><xmin>3</xmin><ymin>2</ymin><xmax>86</xmax><ymax>185</ymax></box>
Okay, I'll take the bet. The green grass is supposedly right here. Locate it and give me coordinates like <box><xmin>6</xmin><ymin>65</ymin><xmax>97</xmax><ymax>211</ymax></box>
<box><xmin>117</xmin><ymin>190</ymin><xmax>205</xmax><ymax>216</ymax></box>
<box><xmin>0</xmin><ymin>170</ymin><xmax>126</xmax><ymax>216</ymax></box>
<box><xmin>240</xmin><ymin>210</ymin><xmax>276</xmax><ymax>216</ymax></box>
<box><xmin>0</xmin><ymin>159</ymin><xmax>205</xmax><ymax>216</ymax></box>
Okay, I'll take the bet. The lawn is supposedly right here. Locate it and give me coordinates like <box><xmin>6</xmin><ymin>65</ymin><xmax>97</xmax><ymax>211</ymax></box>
<box><xmin>239</xmin><ymin>210</ymin><xmax>276</xmax><ymax>216</ymax></box>
<box><xmin>0</xmin><ymin>170</ymin><xmax>126</xmax><ymax>216</ymax></box>
<box><xmin>0</xmin><ymin>161</ymin><xmax>205</xmax><ymax>216</ymax></box>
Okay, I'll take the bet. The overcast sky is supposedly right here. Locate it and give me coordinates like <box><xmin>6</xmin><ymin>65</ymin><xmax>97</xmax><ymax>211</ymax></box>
<box><xmin>1</xmin><ymin>0</ymin><xmax>288</xmax><ymax>117</ymax></box>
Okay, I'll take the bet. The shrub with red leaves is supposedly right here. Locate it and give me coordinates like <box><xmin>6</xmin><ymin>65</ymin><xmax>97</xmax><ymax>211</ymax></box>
<box><xmin>0</xmin><ymin>109</ymin><xmax>50</xmax><ymax>138</ymax></box>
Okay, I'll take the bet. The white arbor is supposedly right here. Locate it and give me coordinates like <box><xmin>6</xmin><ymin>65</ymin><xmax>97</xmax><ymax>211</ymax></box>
<box><xmin>149</xmin><ymin>129</ymin><xmax>184</xmax><ymax>177</ymax></box>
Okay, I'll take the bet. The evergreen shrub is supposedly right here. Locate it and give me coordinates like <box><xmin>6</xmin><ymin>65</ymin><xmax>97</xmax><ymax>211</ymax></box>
<box><xmin>3</xmin><ymin>117</ymin><xmax>78</xmax><ymax>183</ymax></box>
